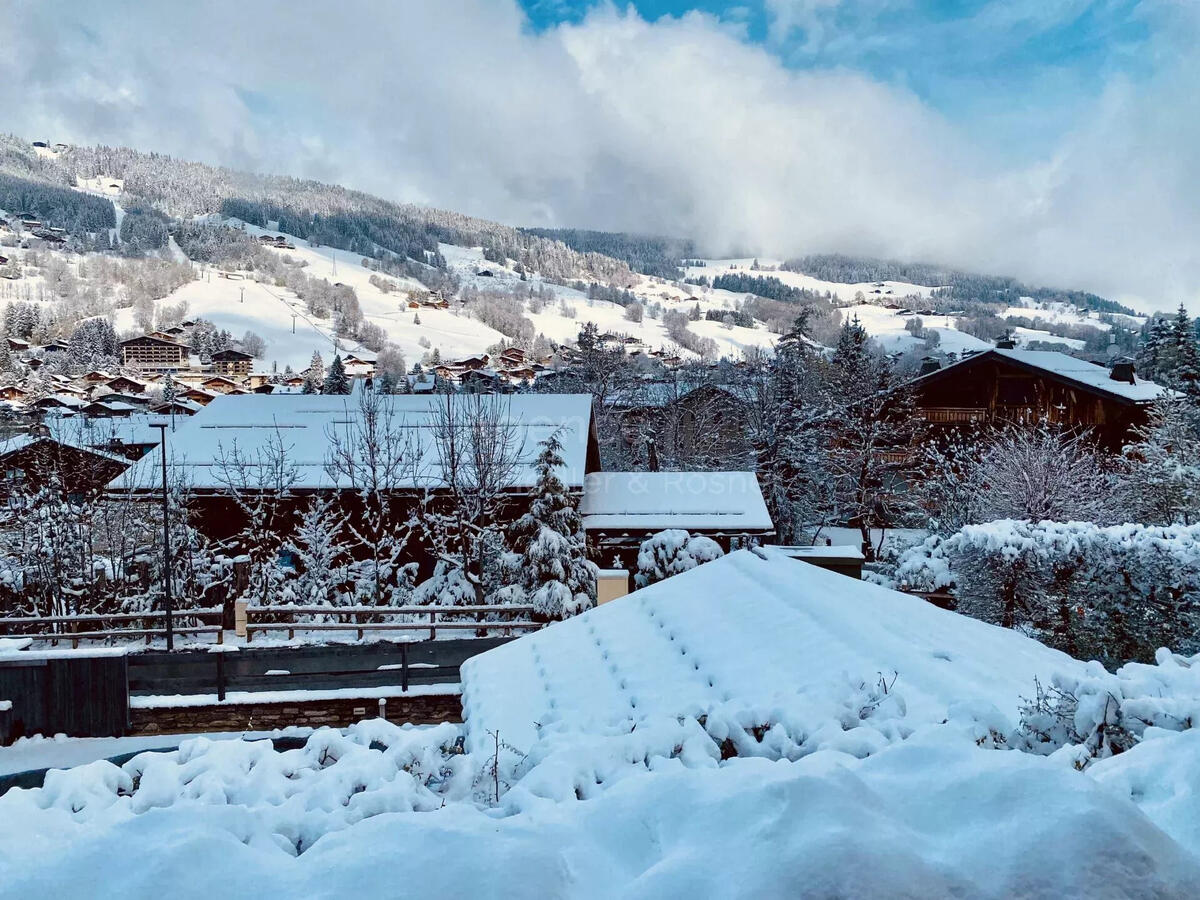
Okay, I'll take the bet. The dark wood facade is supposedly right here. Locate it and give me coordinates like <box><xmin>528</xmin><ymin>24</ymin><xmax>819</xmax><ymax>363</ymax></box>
<box><xmin>0</xmin><ymin>437</ymin><xmax>131</xmax><ymax>502</ymax></box>
<box><xmin>914</xmin><ymin>351</ymin><xmax>1161</xmax><ymax>450</ymax></box>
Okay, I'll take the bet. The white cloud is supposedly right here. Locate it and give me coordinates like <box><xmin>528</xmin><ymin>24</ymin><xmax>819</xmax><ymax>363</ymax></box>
<box><xmin>1</xmin><ymin>0</ymin><xmax>1198</xmax><ymax>309</ymax></box>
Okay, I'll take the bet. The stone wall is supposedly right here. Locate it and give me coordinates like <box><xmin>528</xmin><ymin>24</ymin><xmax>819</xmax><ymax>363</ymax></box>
<box><xmin>129</xmin><ymin>693</ymin><xmax>462</xmax><ymax>735</ymax></box>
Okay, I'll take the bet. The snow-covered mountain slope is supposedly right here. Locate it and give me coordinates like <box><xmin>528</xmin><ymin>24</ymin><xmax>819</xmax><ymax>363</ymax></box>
<box><xmin>684</xmin><ymin>258</ymin><xmax>941</xmax><ymax>302</ymax></box>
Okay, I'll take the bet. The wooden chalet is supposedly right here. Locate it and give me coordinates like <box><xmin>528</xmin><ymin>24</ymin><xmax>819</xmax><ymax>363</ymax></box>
<box><xmin>210</xmin><ymin>348</ymin><xmax>253</xmax><ymax>379</ymax></box>
<box><xmin>201</xmin><ymin>375</ymin><xmax>242</xmax><ymax>395</ymax></box>
<box><xmin>103</xmin><ymin>375</ymin><xmax>148</xmax><ymax>395</ymax></box>
<box><xmin>0</xmin><ymin>434</ymin><xmax>130</xmax><ymax>503</ymax></box>
<box><xmin>107</xmin><ymin>392</ymin><xmax>604</xmax><ymax>575</ymax></box>
<box><xmin>913</xmin><ymin>349</ymin><xmax>1173</xmax><ymax>450</ymax></box>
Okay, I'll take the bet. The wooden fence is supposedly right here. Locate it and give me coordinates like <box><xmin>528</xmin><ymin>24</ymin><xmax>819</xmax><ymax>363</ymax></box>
<box><xmin>0</xmin><ymin>609</ymin><xmax>225</xmax><ymax>648</ymax></box>
<box><xmin>240</xmin><ymin>603</ymin><xmax>541</xmax><ymax>642</ymax></box>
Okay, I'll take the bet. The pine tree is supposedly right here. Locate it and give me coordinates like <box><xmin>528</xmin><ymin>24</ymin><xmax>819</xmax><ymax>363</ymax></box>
<box><xmin>1170</xmin><ymin>304</ymin><xmax>1200</xmax><ymax>397</ymax></box>
<box><xmin>284</xmin><ymin>496</ymin><xmax>349</xmax><ymax>606</ymax></box>
<box><xmin>161</xmin><ymin>372</ymin><xmax>177</xmax><ymax>403</ymax></box>
<box><xmin>507</xmin><ymin>430</ymin><xmax>596</xmax><ymax>620</ymax></box>
<box><xmin>322</xmin><ymin>354</ymin><xmax>351</xmax><ymax>395</ymax></box>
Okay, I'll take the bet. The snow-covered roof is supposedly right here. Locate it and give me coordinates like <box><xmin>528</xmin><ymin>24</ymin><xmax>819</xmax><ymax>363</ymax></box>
<box><xmin>461</xmin><ymin>549</ymin><xmax>1083</xmax><ymax>754</ymax></box>
<box><xmin>108</xmin><ymin>392</ymin><xmax>597</xmax><ymax>491</ymax></box>
<box><xmin>580</xmin><ymin>471</ymin><xmax>773</xmax><ymax>533</ymax></box>
<box><xmin>924</xmin><ymin>348</ymin><xmax>1172</xmax><ymax>403</ymax></box>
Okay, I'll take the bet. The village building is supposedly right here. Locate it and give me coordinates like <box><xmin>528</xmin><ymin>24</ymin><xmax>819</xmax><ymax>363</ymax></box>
<box><xmin>580</xmin><ymin>470</ymin><xmax>774</xmax><ymax>571</ymax></box>
<box><xmin>913</xmin><ymin>348</ymin><xmax>1174</xmax><ymax>449</ymax></box>
<box><xmin>107</xmin><ymin>392</ymin><xmax>604</xmax><ymax>563</ymax></box>
<box><xmin>0</xmin><ymin>433</ymin><xmax>130</xmax><ymax>503</ymax></box>
<box><xmin>120</xmin><ymin>335</ymin><xmax>187</xmax><ymax>371</ymax></box>
<box><xmin>209</xmin><ymin>348</ymin><xmax>253</xmax><ymax>380</ymax></box>
<box><xmin>200</xmin><ymin>375</ymin><xmax>243</xmax><ymax>395</ymax></box>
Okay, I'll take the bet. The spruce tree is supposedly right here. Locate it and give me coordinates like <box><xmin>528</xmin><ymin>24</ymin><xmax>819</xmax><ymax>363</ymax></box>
<box><xmin>322</xmin><ymin>354</ymin><xmax>351</xmax><ymax>395</ymax></box>
<box><xmin>507</xmin><ymin>430</ymin><xmax>596</xmax><ymax>620</ymax></box>
<box><xmin>284</xmin><ymin>496</ymin><xmax>349</xmax><ymax>607</ymax></box>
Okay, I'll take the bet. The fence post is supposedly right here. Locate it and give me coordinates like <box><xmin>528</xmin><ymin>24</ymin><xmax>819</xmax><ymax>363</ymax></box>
<box><xmin>216</xmin><ymin>652</ymin><xmax>226</xmax><ymax>701</ymax></box>
<box><xmin>401</xmin><ymin>642</ymin><xmax>409</xmax><ymax>693</ymax></box>
<box><xmin>429</xmin><ymin>610</ymin><xmax>436</xmax><ymax>641</ymax></box>
<box><xmin>234</xmin><ymin>600</ymin><xmax>248</xmax><ymax>639</ymax></box>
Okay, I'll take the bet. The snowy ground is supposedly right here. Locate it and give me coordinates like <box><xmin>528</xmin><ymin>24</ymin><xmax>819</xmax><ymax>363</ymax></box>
<box><xmin>842</xmin><ymin>303</ymin><xmax>990</xmax><ymax>355</ymax></box>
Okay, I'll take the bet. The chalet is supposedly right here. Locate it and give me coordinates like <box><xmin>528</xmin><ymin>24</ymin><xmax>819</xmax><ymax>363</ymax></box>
<box><xmin>32</xmin><ymin>230</ymin><xmax>66</xmax><ymax>245</ymax></box>
<box><xmin>79</xmin><ymin>401</ymin><xmax>136</xmax><ymax>418</ymax></box>
<box><xmin>611</xmin><ymin>383</ymin><xmax>752</xmax><ymax>465</ymax></box>
<box><xmin>913</xmin><ymin>348</ymin><xmax>1173</xmax><ymax>450</ymax></box>
<box><xmin>175</xmin><ymin>387</ymin><xmax>215</xmax><ymax>406</ymax></box>
<box><xmin>452</xmin><ymin>354</ymin><xmax>490</xmax><ymax>372</ymax></box>
<box><xmin>460</xmin><ymin>369</ymin><xmax>504</xmax><ymax>393</ymax></box>
<box><xmin>406</xmin><ymin>373</ymin><xmax>436</xmax><ymax>394</ymax></box>
<box><xmin>580</xmin><ymin>471</ymin><xmax>774</xmax><ymax>571</ymax></box>
<box><xmin>103</xmin><ymin>375</ymin><xmax>148</xmax><ymax>395</ymax></box>
<box><xmin>39</xmin><ymin>340</ymin><xmax>69</xmax><ymax>355</ymax></box>
<box><xmin>107</xmin><ymin>392</ymin><xmax>603</xmax><ymax>558</ymax></box>
<box><xmin>210</xmin><ymin>348</ymin><xmax>253</xmax><ymax>379</ymax></box>
<box><xmin>282</xmin><ymin>376</ymin><xmax>306</xmax><ymax>388</ymax></box>
<box><xmin>149</xmin><ymin>399</ymin><xmax>202</xmax><ymax>417</ymax></box>
<box><xmin>343</xmin><ymin>354</ymin><xmax>377</xmax><ymax>377</ymax></box>
<box><xmin>0</xmin><ymin>386</ymin><xmax>29</xmax><ymax>402</ymax></box>
<box><xmin>501</xmin><ymin>367</ymin><xmax>537</xmax><ymax>386</ymax></box>
<box><xmin>120</xmin><ymin>335</ymin><xmax>187</xmax><ymax>370</ymax></box>
<box><xmin>247</xmin><ymin>372</ymin><xmax>273</xmax><ymax>388</ymax></box>
<box><xmin>146</xmin><ymin>331</ymin><xmax>182</xmax><ymax>343</ymax></box>
<box><xmin>80</xmin><ymin>370</ymin><xmax>113</xmax><ymax>384</ymax></box>
<box><xmin>91</xmin><ymin>392</ymin><xmax>151</xmax><ymax>408</ymax></box>
<box><xmin>201</xmin><ymin>375</ymin><xmax>242</xmax><ymax>395</ymax></box>
<box><xmin>33</xmin><ymin>394</ymin><xmax>84</xmax><ymax>411</ymax></box>
<box><xmin>0</xmin><ymin>434</ymin><xmax>130</xmax><ymax>503</ymax></box>
<box><xmin>0</xmin><ymin>255</ymin><xmax>8</xmax><ymax>267</ymax></box>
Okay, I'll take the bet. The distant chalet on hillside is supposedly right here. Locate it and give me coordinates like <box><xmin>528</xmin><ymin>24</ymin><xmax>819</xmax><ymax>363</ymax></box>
<box><xmin>914</xmin><ymin>348</ymin><xmax>1174</xmax><ymax>449</ymax></box>
<box><xmin>210</xmin><ymin>348</ymin><xmax>253</xmax><ymax>379</ymax></box>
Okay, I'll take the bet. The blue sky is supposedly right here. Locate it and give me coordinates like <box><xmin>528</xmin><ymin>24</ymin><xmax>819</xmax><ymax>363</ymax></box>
<box><xmin>520</xmin><ymin>0</ymin><xmax>1157</xmax><ymax>153</ymax></box>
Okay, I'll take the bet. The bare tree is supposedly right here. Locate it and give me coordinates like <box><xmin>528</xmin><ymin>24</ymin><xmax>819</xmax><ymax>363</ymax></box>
<box><xmin>213</xmin><ymin>426</ymin><xmax>298</xmax><ymax>607</ymax></box>
<box><xmin>428</xmin><ymin>393</ymin><xmax>526</xmax><ymax>604</ymax></box>
<box><xmin>324</xmin><ymin>386</ymin><xmax>424</xmax><ymax>605</ymax></box>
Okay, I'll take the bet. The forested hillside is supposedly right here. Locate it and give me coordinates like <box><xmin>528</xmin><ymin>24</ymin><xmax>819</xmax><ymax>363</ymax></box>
<box><xmin>784</xmin><ymin>253</ymin><xmax>1138</xmax><ymax>316</ymax></box>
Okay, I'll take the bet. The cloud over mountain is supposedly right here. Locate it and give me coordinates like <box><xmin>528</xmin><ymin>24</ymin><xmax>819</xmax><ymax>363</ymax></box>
<box><xmin>2</xmin><ymin>0</ymin><xmax>1198</xmax><ymax>308</ymax></box>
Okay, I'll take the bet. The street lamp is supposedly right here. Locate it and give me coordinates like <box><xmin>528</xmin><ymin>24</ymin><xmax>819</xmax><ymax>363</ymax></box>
<box><xmin>149</xmin><ymin>419</ymin><xmax>173</xmax><ymax>651</ymax></box>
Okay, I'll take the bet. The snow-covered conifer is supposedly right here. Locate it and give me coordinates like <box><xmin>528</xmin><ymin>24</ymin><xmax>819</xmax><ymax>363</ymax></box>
<box><xmin>506</xmin><ymin>430</ymin><xmax>596</xmax><ymax>619</ymax></box>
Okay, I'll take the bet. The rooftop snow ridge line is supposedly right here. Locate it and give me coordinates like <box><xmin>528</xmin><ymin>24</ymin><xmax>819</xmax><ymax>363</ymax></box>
<box><xmin>459</xmin><ymin>550</ymin><xmax>1083</xmax><ymax>756</ymax></box>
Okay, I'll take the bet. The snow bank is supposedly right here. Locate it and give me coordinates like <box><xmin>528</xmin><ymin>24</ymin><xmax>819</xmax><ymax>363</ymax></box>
<box><xmin>4</xmin><ymin>725</ymin><xmax>1200</xmax><ymax>898</ymax></box>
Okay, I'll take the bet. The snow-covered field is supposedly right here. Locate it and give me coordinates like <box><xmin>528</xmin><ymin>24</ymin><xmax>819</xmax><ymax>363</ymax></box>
<box><xmin>4</xmin><ymin>551</ymin><xmax>1200</xmax><ymax>896</ymax></box>
<box><xmin>843</xmin><ymin>303</ymin><xmax>990</xmax><ymax>355</ymax></box>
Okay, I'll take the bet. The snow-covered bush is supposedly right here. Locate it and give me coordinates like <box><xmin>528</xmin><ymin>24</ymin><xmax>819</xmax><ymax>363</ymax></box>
<box><xmin>412</xmin><ymin>561</ymin><xmax>475</xmax><ymax>607</ymax></box>
<box><xmin>634</xmin><ymin>529</ymin><xmax>724</xmax><ymax>588</ymax></box>
<box><xmin>896</xmin><ymin>520</ymin><xmax>1200</xmax><ymax>664</ymax></box>
<box><xmin>1014</xmin><ymin>648</ymin><xmax>1200</xmax><ymax>768</ymax></box>
<box><xmin>5</xmin><ymin>722</ymin><xmax>472</xmax><ymax>854</ymax></box>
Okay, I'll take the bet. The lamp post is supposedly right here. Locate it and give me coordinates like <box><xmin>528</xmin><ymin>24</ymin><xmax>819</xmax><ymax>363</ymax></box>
<box><xmin>150</xmin><ymin>420</ymin><xmax>173</xmax><ymax>651</ymax></box>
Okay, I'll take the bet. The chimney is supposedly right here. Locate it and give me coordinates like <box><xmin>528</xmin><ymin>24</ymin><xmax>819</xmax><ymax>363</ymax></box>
<box><xmin>995</xmin><ymin>337</ymin><xmax>1016</xmax><ymax>350</ymax></box>
<box><xmin>1109</xmin><ymin>358</ymin><xmax>1136</xmax><ymax>384</ymax></box>
<box><xmin>918</xmin><ymin>356</ymin><xmax>941</xmax><ymax>377</ymax></box>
